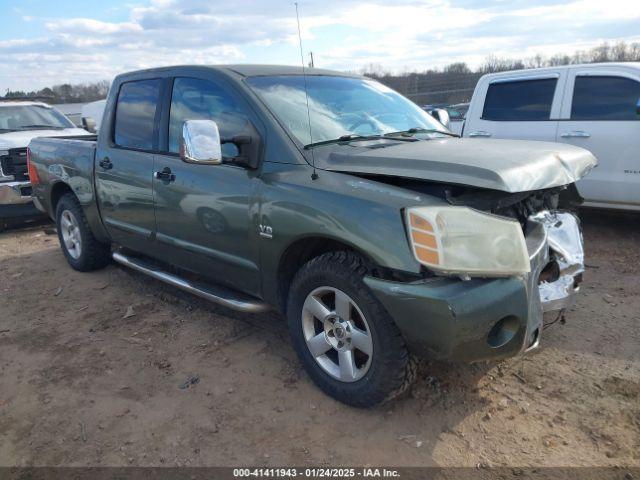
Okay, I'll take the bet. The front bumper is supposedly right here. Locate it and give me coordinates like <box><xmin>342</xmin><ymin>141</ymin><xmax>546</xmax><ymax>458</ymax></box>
<box><xmin>0</xmin><ymin>181</ymin><xmax>45</xmax><ymax>220</ymax></box>
<box><xmin>366</xmin><ymin>211</ymin><xmax>583</xmax><ymax>362</ymax></box>
<box><xmin>0</xmin><ymin>181</ymin><xmax>34</xmax><ymax>205</ymax></box>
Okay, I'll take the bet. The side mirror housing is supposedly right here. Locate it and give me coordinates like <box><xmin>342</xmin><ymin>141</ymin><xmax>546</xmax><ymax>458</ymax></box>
<box><xmin>181</xmin><ymin>120</ymin><xmax>222</xmax><ymax>165</ymax></box>
<box><xmin>83</xmin><ymin>117</ymin><xmax>97</xmax><ymax>133</ymax></box>
<box><xmin>223</xmin><ymin>121</ymin><xmax>262</xmax><ymax>170</ymax></box>
<box><xmin>431</xmin><ymin>108</ymin><xmax>451</xmax><ymax>130</ymax></box>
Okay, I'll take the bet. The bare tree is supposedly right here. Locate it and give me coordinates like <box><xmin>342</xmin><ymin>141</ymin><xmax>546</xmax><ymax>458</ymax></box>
<box><xmin>2</xmin><ymin>80</ymin><xmax>110</xmax><ymax>104</ymax></box>
<box><xmin>363</xmin><ymin>40</ymin><xmax>640</xmax><ymax>105</ymax></box>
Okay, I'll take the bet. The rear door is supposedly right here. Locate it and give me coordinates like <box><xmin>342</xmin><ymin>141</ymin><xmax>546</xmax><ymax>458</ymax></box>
<box><xmin>95</xmin><ymin>79</ymin><xmax>162</xmax><ymax>251</ymax></box>
<box><xmin>464</xmin><ymin>71</ymin><xmax>565</xmax><ymax>141</ymax></box>
<box><xmin>151</xmin><ymin>75</ymin><xmax>262</xmax><ymax>296</ymax></box>
<box><xmin>556</xmin><ymin>70</ymin><xmax>640</xmax><ymax>209</ymax></box>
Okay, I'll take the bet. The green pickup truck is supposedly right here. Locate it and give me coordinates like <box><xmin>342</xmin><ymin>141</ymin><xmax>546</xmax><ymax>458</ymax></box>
<box><xmin>27</xmin><ymin>65</ymin><xmax>596</xmax><ymax>407</ymax></box>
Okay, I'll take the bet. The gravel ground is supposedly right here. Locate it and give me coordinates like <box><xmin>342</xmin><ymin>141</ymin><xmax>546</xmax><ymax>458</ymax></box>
<box><xmin>0</xmin><ymin>210</ymin><xmax>638</xmax><ymax>467</ymax></box>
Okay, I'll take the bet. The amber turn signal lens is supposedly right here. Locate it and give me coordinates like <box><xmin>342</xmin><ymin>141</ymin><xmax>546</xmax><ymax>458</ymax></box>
<box><xmin>409</xmin><ymin>213</ymin><xmax>433</xmax><ymax>232</ymax></box>
<box><xmin>407</xmin><ymin>212</ymin><xmax>440</xmax><ymax>266</ymax></box>
<box><xmin>415</xmin><ymin>245</ymin><xmax>439</xmax><ymax>265</ymax></box>
<box><xmin>411</xmin><ymin>229</ymin><xmax>437</xmax><ymax>249</ymax></box>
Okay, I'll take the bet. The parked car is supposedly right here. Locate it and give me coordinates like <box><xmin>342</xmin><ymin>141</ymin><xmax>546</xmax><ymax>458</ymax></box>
<box><xmin>28</xmin><ymin>65</ymin><xmax>595</xmax><ymax>406</ymax></box>
<box><xmin>463</xmin><ymin>63</ymin><xmax>640</xmax><ymax>211</ymax></box>
<box><xmin>0</xmin><ymin>100</ymin><xmax>91</xmax><ymax>232</ymax></box>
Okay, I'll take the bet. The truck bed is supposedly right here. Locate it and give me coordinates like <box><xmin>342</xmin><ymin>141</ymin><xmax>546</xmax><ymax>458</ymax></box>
<box><xmin>28</xmin><ymin>135</ymin><xmax>98</xmax><ymax>219</ymax></box>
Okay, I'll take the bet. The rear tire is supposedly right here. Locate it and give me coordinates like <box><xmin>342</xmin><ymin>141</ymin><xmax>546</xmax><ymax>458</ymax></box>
<box><xmin>286</xmin><ymin>251</ymin><xmax>416</xmax><ymax>407</ymax></box>
<box><xmin>56</xmin><ymin>193</ymin><xmax>111</xmax><ymax>271</ymax></box>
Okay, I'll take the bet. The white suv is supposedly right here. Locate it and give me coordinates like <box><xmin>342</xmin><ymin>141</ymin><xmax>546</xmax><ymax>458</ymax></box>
<box><xmin>463</xmin><ymin>63</ymin><xmax>640</xmax><ymax>211</ymax></box>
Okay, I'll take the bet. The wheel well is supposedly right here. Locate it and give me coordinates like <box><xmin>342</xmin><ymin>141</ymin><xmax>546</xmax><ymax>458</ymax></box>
<box><xmin>50</xmin><ymin>182</ymin><xmax>74</xmax><ymax>215</ymax></box>
<box><xmin>277</xmin><ymin>237</ymin><xmax>375</xmax><ymax>312</ymax></box>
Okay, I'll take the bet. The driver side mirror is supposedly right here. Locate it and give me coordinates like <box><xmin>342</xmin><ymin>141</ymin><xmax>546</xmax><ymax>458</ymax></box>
<box><xmin>431</xmin><ymin>108</ymin><xmax>451</xmax><ymax>130</ymax></box>
<box><xmin>181</xmin><ymin>119</ymin><xmax>222</xmax><ymax>165</ymax></box>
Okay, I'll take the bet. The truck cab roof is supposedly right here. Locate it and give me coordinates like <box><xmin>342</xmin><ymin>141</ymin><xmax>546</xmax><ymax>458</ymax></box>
<box><xmin>113</xmin><ymin>64</ymin><xmax>361</xmax><ymax>81</ymax></box>
<box><xmin>479</xmin><ymin>62</ymin><xmax>640</xmax><ymax>81</ymax></box>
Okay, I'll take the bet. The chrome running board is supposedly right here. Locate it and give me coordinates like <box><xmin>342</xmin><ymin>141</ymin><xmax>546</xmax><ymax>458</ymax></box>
<box><xmin>112</xmin><ymin>251</ymin><xmax>270</xmax><ymax>313</ymax></box>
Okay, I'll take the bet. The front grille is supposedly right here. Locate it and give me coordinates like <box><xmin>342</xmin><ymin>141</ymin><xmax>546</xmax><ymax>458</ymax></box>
<box><xmin>0</xmin><ymin>147</ymin><xmax>29</xmax><ymax>181</ymax></box>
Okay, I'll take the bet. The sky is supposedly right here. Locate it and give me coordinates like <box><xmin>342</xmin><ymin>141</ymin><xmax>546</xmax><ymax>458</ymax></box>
<box><xmin>1</xmin><ymin>0</ymin><xmax>639</xmax><ymax>93</ymax></box>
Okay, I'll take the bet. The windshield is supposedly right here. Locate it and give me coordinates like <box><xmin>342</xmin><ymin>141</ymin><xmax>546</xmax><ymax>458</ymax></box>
<box><xmin>247</xmin><ymin>75</ymin><xmax>448</xmax><ymax>146</ymax></box>
<box><xmin>0</xmin><ymin>104</ymin><xmax>75</xmax><ymax>131</ymax></box>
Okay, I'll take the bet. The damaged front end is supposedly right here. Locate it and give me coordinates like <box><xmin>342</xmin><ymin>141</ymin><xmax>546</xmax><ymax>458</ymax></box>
<box><xmin>521</xmin><ymin>210</ymin><xmax>584</xmax><ymax>352</ymax></box>
<box><xmin>363</xmin><ymin>205</ymin><xmax>586</xmax><ymax>362</ymax></box>
<box><xmin>531</xmin><ymin>211</ymin><xmax>584</xmax><ymax>312</ymax></box>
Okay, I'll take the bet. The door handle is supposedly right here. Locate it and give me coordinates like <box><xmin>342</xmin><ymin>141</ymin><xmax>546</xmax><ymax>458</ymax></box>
<box><xmin>560</xmin><ymin>131</ymin><xmax>590</xmax><ymax>138</ymax></box>
<box><xmin>154</xmin><ymin>167</ymin><xmax>176</xmax><ymax>182</ymax></box>
<box><xmin>468</xmin><ymin>131</ymin><xmax>492</xmax><ymax>137</ymax></box>
<box><xmin>98</xmin><ymin>157</ymin><xmax>113</xmax><ymax>170</ymax></box>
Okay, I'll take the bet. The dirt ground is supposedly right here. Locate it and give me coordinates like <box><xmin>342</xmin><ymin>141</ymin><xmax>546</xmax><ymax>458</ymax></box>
<box><xmin>0</xmin><ymin>210</ymin><xmax>638</xmax><ymax>468</ymax></box>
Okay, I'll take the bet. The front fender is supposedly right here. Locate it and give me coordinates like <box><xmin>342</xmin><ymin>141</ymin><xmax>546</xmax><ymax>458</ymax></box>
<box><xmin>257</xmin><ymin>163</ymin><xmax>441</xmax><ymax>304</ymax></box>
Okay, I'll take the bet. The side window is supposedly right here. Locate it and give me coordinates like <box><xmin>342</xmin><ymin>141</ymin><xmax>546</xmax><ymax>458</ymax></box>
<box><xmin>482</xmin><ymin>78</ymin><xmax>557</xmax><ymax>121</ymax></box>
<box><xmin>114</xmin><ymin>79</ymin><xmax>161</xmax><ymax>150</ymax></box>
<box><xmin>168</xmin><ymin>77</ymin><xmax>249</xmax><ymax>156</ymax></box>
<box><xmin>571</xmin><ymin>76</ymin><xmax>640</xmax><ymax>120</ymax></box>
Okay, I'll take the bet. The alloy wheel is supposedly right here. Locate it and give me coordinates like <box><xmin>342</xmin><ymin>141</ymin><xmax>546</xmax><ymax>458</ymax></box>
<box><xmin>60</xmin><ymin>210</ymin><xmax>82</xmax><ymax>259</ymax></box>
<box><xmin>301</xmin><ymin>286</ymin><xmax>373</xmax><ymax>382</ymax></box>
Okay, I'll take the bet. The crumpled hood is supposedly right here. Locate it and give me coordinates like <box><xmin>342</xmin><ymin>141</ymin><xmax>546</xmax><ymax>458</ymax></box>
<box><xmin>0</xmin><ymin>128</ymin><xmax>89</xmax><ymax>150</ymax></box>
<box><xmin>321</xmin><ymin>138</ymin><xmax>597</xmax><ymax>193</ymax></box>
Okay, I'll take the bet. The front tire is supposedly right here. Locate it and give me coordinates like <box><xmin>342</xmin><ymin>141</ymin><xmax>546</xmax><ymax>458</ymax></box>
<box><xmin>286</xmin><ymin>251</ymin><xmax>416</xmax><ymax>407</ymax></box>
<box><xmin>56</xmin><ymin>193</ymin><xmax>111</xmax><ymax>271</ymax></box>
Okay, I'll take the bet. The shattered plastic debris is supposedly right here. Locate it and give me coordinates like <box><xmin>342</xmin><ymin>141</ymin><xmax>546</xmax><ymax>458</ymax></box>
<box><xmin>179</xmin><ymin>376</ymin><xmax>200</xmax><ymax>390</ymax></box>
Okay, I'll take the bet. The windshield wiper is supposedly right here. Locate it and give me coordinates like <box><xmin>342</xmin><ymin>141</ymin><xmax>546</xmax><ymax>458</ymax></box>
<box><xmin>384</xmin><ymin>128</ymin><xmax>459</xmax><ymax>138</ymax></box>
<box><xmin>304</xmin><ymin>133</ymin><xmax>417</xmax><ymax>149</ymax></box>
<box><xmin>18</xmin><ymin>124</ymin><xmax>65</xmax><ymax>130</ymax></box>
<box><xmin>304</xmin><ymin>134</ymin><xmax>382</xmax><ymax>149</ymax></box>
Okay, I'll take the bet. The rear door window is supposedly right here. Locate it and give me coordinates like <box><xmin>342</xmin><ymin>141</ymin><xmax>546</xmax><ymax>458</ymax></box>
<box><xmin>114</xmin><ymin>79</ymin><xmax>162</xmax><ymax>150</ymax></box>
<box><xmin>482</xmin><ymin>78</ymin><xmax>557</xmax><ymax>121</ymax></box>
<box><xmin>571</xmin><ymin>76</ymin><xmax>640</xmax><ymax>120</ymax></box>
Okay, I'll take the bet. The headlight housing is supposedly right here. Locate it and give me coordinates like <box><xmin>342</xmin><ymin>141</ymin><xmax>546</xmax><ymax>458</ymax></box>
<box><xmin>405</xmin><ymin>206</ymin><xmax>530</xmax><ymax>277</ymax></box>
<box><xmin>0</xmin><ymin>150</ymin><xmax>11</xmax><ymax>181</ymax></box>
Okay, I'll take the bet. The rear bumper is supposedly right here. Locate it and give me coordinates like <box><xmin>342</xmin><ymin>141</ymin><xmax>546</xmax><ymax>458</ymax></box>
<box><xmin>366</xmin><ymin>211</ymin><xmax>583</xmax><ymax>363</ymax></box>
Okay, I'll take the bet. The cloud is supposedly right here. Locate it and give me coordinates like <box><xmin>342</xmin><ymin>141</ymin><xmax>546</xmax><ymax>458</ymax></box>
<box><xmin>1</xmin><ymin>0</ymin><xmax>639</xmax><ymax>92</ymax></box>
<box><xmin>45</xmin><ymin>18</ymin><xmax>142</xmax><ymax>35</ymax></box>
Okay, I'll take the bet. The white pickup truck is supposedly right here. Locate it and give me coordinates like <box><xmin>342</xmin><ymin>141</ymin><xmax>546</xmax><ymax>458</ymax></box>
<box><xmin>461</xmin><ymin>63</ymin><xmax>640</xmax><ymax>211</ymax></box>
<box><xmin>0</xmin><ymin>100</ymin><xmax>90</xmax><ymax>231</ymax></box>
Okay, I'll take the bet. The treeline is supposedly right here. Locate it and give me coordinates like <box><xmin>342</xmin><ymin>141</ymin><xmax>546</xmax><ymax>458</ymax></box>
<box><xmin>363</xmin><ymin>41</ymin><xmax>640</xmax><ymax>105</ymax></box>
<box><xmin>3</xmin><ymin>41</ymin><xmax>640</xmax><ymax>106</ymax></box>
<box><xmin>3</xmin><ymin>80</ymin><xmax>110</xmax><ymax>104</ymax></box>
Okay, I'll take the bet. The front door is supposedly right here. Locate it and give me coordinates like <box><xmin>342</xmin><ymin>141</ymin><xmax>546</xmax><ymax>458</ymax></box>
<box><xmin>95</xmin><ymin>78</ymin><xmax>162</xmax><ymax>250</ymax></box>
<box><xmin>557</xmin><ymin>72</ymin><xmax>640</xmax><ymax>208</ymax></box>
<box><xmin>152</xmin><ymin>76</ymin><xmax>261</xmax><ymax>296</ymax></box>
